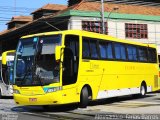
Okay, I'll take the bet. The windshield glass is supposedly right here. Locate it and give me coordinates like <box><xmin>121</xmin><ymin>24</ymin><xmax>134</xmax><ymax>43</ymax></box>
<box><xmin>7</xmin><ymin>60</ymin><xmax>14</xmax><ymax>84</ymax></box>
<box><xmin>14</xmin><ymin>35</ymin><xmax>61</xmax><ymax>86</ymax></box>
<box><xmin>1</xmin><ymin>53</ymin><xmax>15</xmax><ymax>85</ymax></box>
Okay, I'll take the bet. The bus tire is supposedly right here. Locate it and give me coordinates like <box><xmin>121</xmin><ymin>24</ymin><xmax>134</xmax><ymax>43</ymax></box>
<box><xmin>140</xmin><ymin>84</ymin><xmax>146</xmax><ymax>97</ymax></box>
<box><xmin>79</xmin><ymin>87</ymin><xmax>89</xmax><ymax>108</ymax></box>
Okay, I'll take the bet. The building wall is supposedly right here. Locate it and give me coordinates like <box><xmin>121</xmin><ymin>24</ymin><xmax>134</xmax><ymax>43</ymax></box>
<box><xmin>69</xmin><ymin>16</ymin><xmax>160</xmax><ymax>54</ymax></box>
<box><xmin>109</xmin><ymin>19</ymin><xmax>160</xmax><ymax>44</ymax></box>
<box><xmin>68</xmin><ymin>18</ymin><xmax>82</xmax><ymax>30</ymax></box>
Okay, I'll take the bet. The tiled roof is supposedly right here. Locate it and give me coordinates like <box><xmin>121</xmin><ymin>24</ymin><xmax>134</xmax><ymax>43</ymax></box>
<box><xmin>0</xmin><ymin>27</ymin><xmax>16</xmax><ymax>35</ymax></box>
<box><xmin>31</xmin><ymin>4</ymin><xmax>67</xmax><ymax>14</ymax></box>
<box><xmin>6</xmin><ymin>16</ymin><xmax>33</xmax><ymax>24</ymax></box>
<box><xmin>72</xmin><ymin>1</ymin><xmax>160</xmax><ymax>16</ymax></box>
<box><xmin>1</xmin><ymin>1</ymin><xmax>160</xmax><ymax>36</ymax></box>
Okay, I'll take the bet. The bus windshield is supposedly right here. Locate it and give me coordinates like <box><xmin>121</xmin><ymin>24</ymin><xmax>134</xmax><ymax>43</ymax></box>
<box><xmin>14</xmin><ymin>35</ymin><xmax>61</xmax><ymax>86</ymax></box>
<box><xmin>6</xmin><ymin>60</ymin><xmax>14</xmax><ymax>84</ymax></box>
<box><xmin>1</xmin><ymin>52</ymin><xmax>15</xmax><ymax>85</ymax></box>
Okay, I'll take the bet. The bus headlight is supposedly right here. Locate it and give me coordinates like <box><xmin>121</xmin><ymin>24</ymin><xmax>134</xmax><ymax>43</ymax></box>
<box><xmin>13</xmin><ymin>89</ymin><xmax>20</xmax><ymax>94</ymax></box>
<box><xmin>43</xmin><ymin>87</ymin><xmax>62</xmax><ymax>93</ymax></box>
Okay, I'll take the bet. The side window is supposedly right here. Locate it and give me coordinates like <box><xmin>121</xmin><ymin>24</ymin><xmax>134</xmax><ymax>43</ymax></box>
<box><xmin>65</xmin><ymin>35</ymin><xmax>79</xmax><ymax>57</ymax></box>
<box><xmin>99</xmin><ymin>42</ymin><xmax>113</xmax><ymax>59</ymax></box>
<box><xmin>99</xmin><ymin>42</ymin><xmax>107</xmax><ymax>59</ymax></box>
<box><xmin>106</xmin><ymin>42</ymin><xmax>113</xmax><ymax>59</ymax></box>
<box><xmin>82</xmin><ymin>40</ymin><xmax>90</xmax><ymax>58</ymax></box>
<box><xmin>148</xmin><ymin>48</ymin><xmax>157</xmax><ymax>63</ymax></box>
<box><xmin>114</xmin><ymin>43</ymin><xmax>126</xmax><ymax>60</ymax></box>
<box><xmin>63</xmin><ymin>35</ymin><xmax>79</xmax><ymax>85</ymax></box>
<box><xmin>90</xmin><ymin>41</ymin><xmax>98</xmax><ymax>59</ymax></box>
<box><xmin>138</xmin><ymin>47</ymin><xmax>147</xmax><ymax>62</ymax></box>
<box><xmin>127</xmin><ymin>45</ymin><xmax>138</xmax><ymax>61</ymax></box>
<box><xmin>82</xmin><ymin>37</ymin><xmax>99</xmax><ymax>59</ymax></box>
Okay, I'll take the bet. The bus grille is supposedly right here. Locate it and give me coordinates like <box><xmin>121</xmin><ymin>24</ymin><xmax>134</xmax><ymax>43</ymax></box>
<box><xmin>154</xmin><ymin>75</ymin><xmax>158</xmax><ymax>88</ymax></box>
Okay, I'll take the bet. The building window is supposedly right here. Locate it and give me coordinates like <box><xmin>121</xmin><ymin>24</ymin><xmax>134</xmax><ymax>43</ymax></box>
<box><xmin>125</xmin><ymin>23</ymin><xmax>148</xmax><ymax>39</ymax></box>
<box><xmin>82</xmin><ymin>21</ymin><xmax>108</xmax><ymax>34</ymax></box>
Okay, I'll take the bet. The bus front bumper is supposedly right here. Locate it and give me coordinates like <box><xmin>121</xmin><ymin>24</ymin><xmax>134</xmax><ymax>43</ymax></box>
<box><xmin>13</xmin><ymin>92</ymin><xmax>63</xmax><ymax>106</ymax></box>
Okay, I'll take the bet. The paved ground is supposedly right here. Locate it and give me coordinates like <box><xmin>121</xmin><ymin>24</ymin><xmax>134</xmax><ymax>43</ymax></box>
<box><xmin>0</xmin><ymin>91</ymin><xmax>160</xmax><ymax>120</ymax></box>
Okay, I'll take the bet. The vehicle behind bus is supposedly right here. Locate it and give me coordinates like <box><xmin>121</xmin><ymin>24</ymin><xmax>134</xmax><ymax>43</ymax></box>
<box><xmin>0</xmin><ymin>50</ymin><xmax>15</xmax><ymax>98</ymax></box>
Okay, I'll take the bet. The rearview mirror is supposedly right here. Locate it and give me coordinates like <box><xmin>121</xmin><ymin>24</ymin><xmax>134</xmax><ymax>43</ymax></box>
<box><xmin>55</xmin><ymin>46</ymin><xmax>65</xmax><ymax>61</ymax></box>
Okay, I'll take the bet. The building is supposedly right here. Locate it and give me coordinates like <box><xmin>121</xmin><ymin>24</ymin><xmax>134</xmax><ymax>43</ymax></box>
<box><xmin>0</xmin><ymin>16</ymin><xmax>33</xmax><ymax>52</ymax></box>
<box><xmin>31</xmin><ymin>4</ymin><xmax>67</xmax><ymax>20</ymax></box>
<box><xmin>0</xmin><ymin>4</ymin><xmax>67</xmax><ymax>52</ymax></box>
<box><xmin>0</xmin><ymin>0</ymin><xmax>160</xmax><ymax>54</ymax></box>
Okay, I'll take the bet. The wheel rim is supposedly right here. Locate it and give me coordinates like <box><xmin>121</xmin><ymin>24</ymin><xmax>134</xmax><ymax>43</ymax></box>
<box><xmin>141</xmin><ymin>86</ymin><xmax>145</xmax><ymax>96</ymax></box>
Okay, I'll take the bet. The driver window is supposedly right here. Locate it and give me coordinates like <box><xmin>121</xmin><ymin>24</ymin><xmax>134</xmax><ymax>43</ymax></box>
<box><xmin>62</xmin><ymin>35</ymin><xmax>79</xmax><ymax>85</ymax></box>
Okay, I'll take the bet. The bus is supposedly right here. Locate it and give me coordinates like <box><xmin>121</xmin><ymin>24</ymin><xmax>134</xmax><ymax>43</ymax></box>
<box><xmin>0</xmin><ymin>50</ymin><xmax>15</xmax><ymax>98</ymax></box>
<box><xmin>13</xmin><ymin>30</ymin><xmax>159</xmax><ymax>108</ymax></box>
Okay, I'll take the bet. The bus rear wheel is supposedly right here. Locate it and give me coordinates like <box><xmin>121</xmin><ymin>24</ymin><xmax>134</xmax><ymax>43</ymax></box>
<box><xmin>79</xmin><ymin>87</ymin><xmax>89</xmax><ymax>108</ymax></box>
<box><xmin>140</xmin><ymin>84</ymin><xmax>146</xmax><ymax>97</ymax></box>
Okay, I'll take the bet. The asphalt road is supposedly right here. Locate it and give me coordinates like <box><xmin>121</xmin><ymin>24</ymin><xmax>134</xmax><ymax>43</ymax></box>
<box><xmin>0</xmin><ymin>91</ymin><xmax>160</xmax><ymax>120</ymax></box>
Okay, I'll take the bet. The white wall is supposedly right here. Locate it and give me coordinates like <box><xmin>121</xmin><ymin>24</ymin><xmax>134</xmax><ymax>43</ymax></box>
<box><xmin>155</xmin><ymin>24</ymin><xmax>160</xmax><ymax>45</ymax></box>
<box><xmin>69</xmin><ymin>16</ymin><xmax>160</xmax><ymax>54</ymax></box>
<box><xmin>68</xmin><ymin>18</ymin><xmax>82</xmax><ymax>30</ymax></box>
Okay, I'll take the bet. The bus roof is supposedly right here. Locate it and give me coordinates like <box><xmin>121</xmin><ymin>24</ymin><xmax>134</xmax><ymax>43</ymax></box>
<box><xmin>21</xmin><ymin>30</ymin><xmax>156</xmax><ymax>48</ymax></box>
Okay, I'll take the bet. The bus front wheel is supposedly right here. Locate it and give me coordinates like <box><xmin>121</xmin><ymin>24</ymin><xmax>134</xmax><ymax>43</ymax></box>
<box><xmin>79</xmin><ymin>87</ymin><xmax>89</xmax><ymax>108</ymax></box>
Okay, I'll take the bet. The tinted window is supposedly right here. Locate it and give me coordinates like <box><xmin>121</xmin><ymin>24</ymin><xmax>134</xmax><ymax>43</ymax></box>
<box><xmin>65</xmin><ymin>35</ymin><xmax>79</xmax><ymax>57</ymax></box>
<box><xmin>138</xmin><ymin>47</ymin><xmax>147</xmax><ymax>62</ymax></box>
<box><xmin>148</xmin><ymin>48</ymin><xmax>157</xmax><ymax>63</ymax></box>
<box><xmin>82</xmin><ymin>40</ymin><xmax>90</xmax><ymax>58</ymax></box>
<box><xmin>99</xmin><ymin>42</ymin><xmax>113</xmax><ymax>59</ymax></box>
<box><xmin>99</xmin><ymin>42</ymin><xmax>107</xmax><ymax>59</ymax></box>
<box><xmin>82</xmin><ymin>37</ymin><xmax>99</xmax><ymax>59</ymax></box>
<box><xmin>114</xmin><ymin>43</ymin><xmax>126</xmax><ymax>60</ymax></box>
<box><xmin>63</xmin><ymin>35</ymin><xmax>79</xmax><ymax>85</ymax></box>
<box><xmin>90</xmin><ymin>41</ymin><xmax>98</xmax><ymax>58</ymax></box>
<box><xmin>127</xmin><ymin>45</ymin><xmax>138</xmax><ymax>61</ymax></box>
<box><xmin>106</xmin><ymin>42</ymin><xmax>113</xmax><ymax>59</ymax></box>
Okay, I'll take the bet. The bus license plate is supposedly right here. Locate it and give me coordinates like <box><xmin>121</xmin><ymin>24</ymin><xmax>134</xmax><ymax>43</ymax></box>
<box><xmin>29</xmin><ymin>98</ymin><xmax>37</xmax><ymax>102</ymax></box>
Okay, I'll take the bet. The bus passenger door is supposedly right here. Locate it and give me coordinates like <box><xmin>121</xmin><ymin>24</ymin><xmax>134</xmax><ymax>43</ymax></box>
<box><xmin>62</xmin><ymin>35</ymin><xmax>79</xmax><ymax>103</ymax></box>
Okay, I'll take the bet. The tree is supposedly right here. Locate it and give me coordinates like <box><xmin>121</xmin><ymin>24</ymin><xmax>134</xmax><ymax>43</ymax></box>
<box><xmin>68</xmin><ymin>0</ymin><xmax>83</xmax><ymax>6</ymax></box>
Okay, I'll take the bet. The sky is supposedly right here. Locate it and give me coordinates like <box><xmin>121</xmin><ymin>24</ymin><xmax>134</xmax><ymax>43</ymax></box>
<box><xmin>0</xmin><ymin>0</ymin><xmax>67</xmax><ymax>32</ymax></box>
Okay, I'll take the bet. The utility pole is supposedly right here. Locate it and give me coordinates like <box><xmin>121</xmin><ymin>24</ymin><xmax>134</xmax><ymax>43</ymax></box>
<box><xmin>101</xmin><ymin>0</ymin><xmax>119</xmax><ymax>34</ymax></box>
<box><xmin>101</xmin><ymin>0</ymin><xmax>105</xmax><ymax>34</ymax></box>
